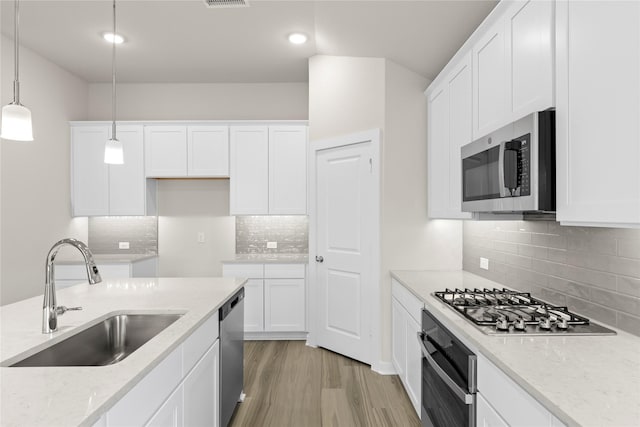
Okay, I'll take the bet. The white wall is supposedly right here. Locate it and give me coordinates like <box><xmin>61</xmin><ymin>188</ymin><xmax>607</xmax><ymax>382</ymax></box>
<box><xmin>1</xmin><ymin>35</ymin><xmax>88</xmax><ymax>305</ymax></box>
<box><xmin>88</xmin><ymin>83</ymin><xmax>308</xmax><ymax>121</ymax></box>
<box><xmin>87</xmin><ymin>82</ymin><xmax>308</xmax><ymax>277</ymax></box>
<box><xmin>308</xmin><ymin>54</ymin><xmax>463</xmax><ymax>367</ymax></box>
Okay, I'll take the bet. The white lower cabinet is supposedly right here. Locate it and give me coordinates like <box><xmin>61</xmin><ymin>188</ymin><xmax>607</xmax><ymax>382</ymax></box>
<box><xmin>478</xmin><ymin>354</ymin><xmax>565</xmax><ymax>427</ymax></box>
<box><xmin>223</xmin><ymin>263</ymin><xmax>306</xmax><ymax>336</ymax></box>
<box><xmin>103</xmin><ymin>311</ymin><xmax>220</xmax><ymax>427</ymax></box>
<box><xmin>390</xmin><ymin>279</ymin><xmax>423</xmax><ymax>417</ymax></box>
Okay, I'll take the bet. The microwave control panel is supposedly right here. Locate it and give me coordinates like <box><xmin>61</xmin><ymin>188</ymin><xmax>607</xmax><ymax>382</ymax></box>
<box><xmin>505</xmin><ymin>133</ymin><xmax>531</xmax><ymax>197</ymax></box>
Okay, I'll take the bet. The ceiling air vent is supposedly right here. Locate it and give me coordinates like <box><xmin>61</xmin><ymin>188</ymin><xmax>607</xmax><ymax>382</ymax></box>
<box><xmin>204</xmin><ymin>0</ymin><xmax>249</xmax><ymax>8</ymax></box>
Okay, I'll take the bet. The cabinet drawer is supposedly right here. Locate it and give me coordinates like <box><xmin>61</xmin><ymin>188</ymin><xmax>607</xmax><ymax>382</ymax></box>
<box><xmin>107</xmin><ymin>345</ymin><xmax>182</xmax><ymax>426</ymax></box>
<box><xmin>222</xmin><ymin>263</ymin><xmax>264</xmax><ymax>279</ymax></box>
<box><xmin>478</xmin><ymin>354</ymin><xmax>560</xmax><ymax>426</ymax></box>
<box><xmin>183</xmin><ymin>311</ymin><xmax>219</xmax><ymax>376</ymax></box>
<box><xmin>391</xmin><ymin>279</ymin><xmax>424</xmax><ymax>324</ymax></box>
<box><xmin>264</xmin><ymin>264</ymin><xmax>305</xmax><ymax>279</ymax></box>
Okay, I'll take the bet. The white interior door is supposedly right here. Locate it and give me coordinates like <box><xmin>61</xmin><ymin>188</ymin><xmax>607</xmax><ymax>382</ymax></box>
<box><xmin>314</xmin><ymin>139</ymin><xmax>376</xmax><ymax>365</ymax></box>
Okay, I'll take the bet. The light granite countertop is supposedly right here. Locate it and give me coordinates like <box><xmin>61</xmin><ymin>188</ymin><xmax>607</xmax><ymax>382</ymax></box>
<box><xmin>391</xmin><ymin>270</ymin><xmax>640</xmax><ymax>427</ymax></box>
<box><xmin>223</xmin><ymin>253</ymin><xmax>309</xmax><ymax>264</ymax></box>
<box><xmin>0</xmin><ymin>277</ymin><xmax>245</xmax><ymax>427</ymax></box>
<box><xmin>54</xmin><ymin>253</ymin><xmax>158</xmax><ymax>264</ymax></box>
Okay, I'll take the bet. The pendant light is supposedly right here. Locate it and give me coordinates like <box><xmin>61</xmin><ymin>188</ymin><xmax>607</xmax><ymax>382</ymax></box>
<box><xmin>1</xmin><ymin>0</ymin><xmax>34</xmax><ymax>141</ymax></box>
<box><xmin>104</xmin><ymin>0</ymin><xmax>123</xmax><ymax>164</ymax></box>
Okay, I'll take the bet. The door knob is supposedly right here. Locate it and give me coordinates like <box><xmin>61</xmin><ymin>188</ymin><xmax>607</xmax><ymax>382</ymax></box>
<box><xmin>315</xmin><ymin>256</ymin><xmax>324</xmax><ymax>263</ymax></box>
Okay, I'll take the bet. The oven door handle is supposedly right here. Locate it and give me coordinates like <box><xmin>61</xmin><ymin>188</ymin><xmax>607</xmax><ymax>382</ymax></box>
<box><xmin>417</xmin><ymin>332</ymin><xmax>474</xmax><ymax>405</ymax></box>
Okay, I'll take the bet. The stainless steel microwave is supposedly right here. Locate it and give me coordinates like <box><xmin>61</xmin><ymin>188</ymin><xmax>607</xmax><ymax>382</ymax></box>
<box><xmin>461</xmin><ymin>111</ymin><xmax>555</xmax><ymax>214</ymax></box>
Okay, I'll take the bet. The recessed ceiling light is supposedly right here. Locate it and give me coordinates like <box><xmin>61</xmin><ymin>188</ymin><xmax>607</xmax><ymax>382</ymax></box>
<box><xmin>103</xmin><ymin>32</ymin><xmax>124</xmax><ymax>44</ymax></box>
<box><xmin>288</xmin><ymin>33</ymin><xmax>308</xmax><ymax>45</ymax></box>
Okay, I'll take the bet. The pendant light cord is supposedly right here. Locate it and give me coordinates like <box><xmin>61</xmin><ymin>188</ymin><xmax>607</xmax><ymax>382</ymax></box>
<box><xmin>13</xmin><ymin>0</ymin><xmax>20</xmax><ymax>104</ymax></box>
<box><xmin>111</xmin><ymin>0</ymin><xmax>117</xmax><ymax>140</ymax></box>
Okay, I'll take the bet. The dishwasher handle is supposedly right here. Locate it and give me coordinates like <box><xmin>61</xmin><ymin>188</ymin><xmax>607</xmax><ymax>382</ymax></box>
<box><xmin>220</xmin><ymin>288</ymin><xmax>245</xmax><ymax>321</ymax></box>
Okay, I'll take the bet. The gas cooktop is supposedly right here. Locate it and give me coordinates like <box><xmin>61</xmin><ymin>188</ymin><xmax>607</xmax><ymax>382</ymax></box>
<box><xmin>433</xmin><ymin>287</ymin><xmax>616</xmax><ymax>336</ymax></box>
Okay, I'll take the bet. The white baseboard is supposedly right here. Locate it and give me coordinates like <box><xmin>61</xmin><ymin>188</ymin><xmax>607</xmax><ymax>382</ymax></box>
<box><xmin>372</xmin><ymin>361</ymin><xmax>396</xmax><ymax>375</ymax></box>
<box><xmin>244</xmin><ymin>331</ymin><xmax>308</xmax><ymax>341</ymax></box>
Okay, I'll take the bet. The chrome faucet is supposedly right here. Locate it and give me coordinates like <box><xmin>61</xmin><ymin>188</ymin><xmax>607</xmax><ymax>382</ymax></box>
<box><xmin>42</xmin><ymin>238</ymin><xmax>102</xmax><ymax>334</ymax></box>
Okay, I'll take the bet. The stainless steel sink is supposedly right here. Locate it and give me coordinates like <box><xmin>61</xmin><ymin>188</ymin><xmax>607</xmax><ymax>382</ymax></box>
<box><xmin>10</xmin><ymin>313</ymin><xmax>183</xmax><ymax>367</ymax></box>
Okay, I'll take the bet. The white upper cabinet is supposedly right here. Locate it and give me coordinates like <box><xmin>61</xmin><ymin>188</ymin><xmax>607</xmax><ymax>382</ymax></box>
<box><xmin>110</xmin><ymin>125</ymin><xmax>146</xmax><ymax>215</ymax></box>
<box><xmin>145</xmin><ymin>125</ymin><xmax>230</xmax><ymax>178</ymax></box>
<box><xmin>507</xmin><ymin>0</ymin><xmax>554</xmax><ymax>120</ymax></box>
<box><xmin>556</xmin><ymin>0</ymin><xmax>640</xmax><ymax>227</ymax></box>
<box><xmin>268</xmin><ymin>126</ymin><xmax>307</xmax><ymax>214</ymax></box>
<box><xmin>187</xmin><ymin>126</ymin><xmax>229</xmax><ymax>177</ymax></box>
<box><xmin>71</xmin><ymin>124</ymin><xmax>152</xmax><ymax>217</ymax></box>
<box><xmin>472</xmin><ymin>0</ymin><xmax>555</xmax><ymax>139</ymax></box>
<box><xmin>230</xmin><ymin>125</ymin><xmax>307</xmax><ymax>215</ymax></box>
<box><xmin>473</xmin><ymin>19</ymin><xmax>508</xmax><ymax>139</ymax></box>
<box><xmin>145</xmin><ymin>126</ymin><xmax>188</xmax><ymax>177</ymax></box>
<box><xmin>427</xmin><ymin>54</ymin><xmax>473</xmax><ymax>219</ymax></box>
<box><xmin>230</xmin><ymin>126</ymin><xmax>270</xmax><ymax>215</ymax></box>
<box><xmin>71</xmin><ymin>125</ymin><xmax>110</xmax><ymax>216</ymax></box>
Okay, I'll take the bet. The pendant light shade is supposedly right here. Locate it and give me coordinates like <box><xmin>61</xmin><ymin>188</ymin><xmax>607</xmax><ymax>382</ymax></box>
<box><xmin>104</xmin><ymin>0</ymin><xmax>123</xmax><ymax>165</ymax></box>
<box><xmin>1</xmin><ymin>0</ymin><xmax>34</xmax><ymax>142</ymax></box>
<box><xmin>104</xmin><ymin>138</ymin><xmax>124</xmax><ymax>164</ymax></box>
<box><xmin>1</xmin><ymin>104</ymin><xmax>33</xmax><ymax>141</ymax></box>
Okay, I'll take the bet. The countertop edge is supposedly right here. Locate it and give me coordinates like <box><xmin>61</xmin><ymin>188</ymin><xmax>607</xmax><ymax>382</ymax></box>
<box><xmin>390</xmin><ymin>270</ymin><xmax>581</xmax><ymax>427</ymax></box>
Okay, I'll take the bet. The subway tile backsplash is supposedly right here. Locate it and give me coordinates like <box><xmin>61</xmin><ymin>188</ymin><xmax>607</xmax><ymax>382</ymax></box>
<box><xmin>463</xmin><ymin>221</ymin><xmax>640</xmax><ymax>336</ymax></box>
<box><xmin>88</xmin><ymin>217</ymin><xmax>158</xmax><ymax>254</ymax></box>
<box><xmin>236</xmin><ymin>216</ymin><xmax>308</xmax><ymax>254</ymax></box>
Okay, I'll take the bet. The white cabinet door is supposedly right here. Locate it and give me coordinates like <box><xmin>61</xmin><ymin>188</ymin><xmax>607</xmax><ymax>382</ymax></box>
<box><xmin>405</xmin><ymin>315</ymin><xmax>421</xmax><ymax>416</ymax></box>
<box><xmin>268</xmin><ymin>126</ymin><xmax>307</xmax><ymax>214</ymax></box>
<box><xmin>145</xmin><ymin>386</ymin><xmax>183</xmax><ymax>427</ymax></box>
<box><xmin>145</xmin><ymin>126</ymin><xmax>188</xmax><ymax>177</ymax></box>
<box><xmin>230</xmin><ymin>126</ymin><xmax>269</xmax><ymax>215</ymax></box>
<box><xmin>244</xmin><ymin>278</ymin><xmax>264</xmax><ymax>332</ymax></box>
<box><xmin>109</xmin><ymin>125</ymin><xmax>146</xmax><ymax>215</ymax></box>
<box><xmin>447</xmin><ymin>54</ymin><xmax>474</xmax><ymax>219</ymax></box>
<box><xmin>183</xmin><ymin>340</ymin><xmax>219</xmax><ymax>427</ymax></box>
<box><xmin>264</xmin><ymin>278</ymin><xmax>305</xmax><ymax>332</ymax></box>
<box><xmin>473</xmin><ymin>19</ymin><xmax>508</xmax><ymax>138</ymax></box>
<box><xmin>391</xmin><ymin>298</ymin><xmax>406</xmax><ymax>378</ymax></box>
<box><xmin>556</xmin><ymin>0</ymin><xmax>640</xmax><ymax>227</ymax></box>
<box><xmin>477</xmin><ymin>393</ymin><xmax>509</xmax><ymax>427</ymax></box>
<box><xmin>187</xmin><ymin>126</ymin><xmax>229</xmax><ymax>177</ymax></box>
<box><xmin>427</xmin><ymin>84</ymin><xmax>451</xmax><ymax>219</ymax></box>
<box><xmin>71</xmin><ymin>125</ymin><xmax>110</xmax><ymax>216</ymax></box>
<box><xmin>506</xmin><ymin>0</ymin><xmax>554</xmax><ymax>120</ymax></box>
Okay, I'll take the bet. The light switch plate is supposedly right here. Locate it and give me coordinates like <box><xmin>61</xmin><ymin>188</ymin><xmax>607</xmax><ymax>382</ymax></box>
<box><xmin>480</xmin><ymin>257</ymin><xmax>489</xmax><ymax>270</ymax></box>
<box><xmin>267</xmin><ymin>241</ymin><xmax>278</xmax><ymax>249</ymax></box>
<box><xmin>118</xmin><ymin>242</ymin><xmax>130</xmax><ymax>250</ymax></box>
<box><xmin>197</xmin><ymin>232</ymin><xmax>205</xmax><ymax>243</ymax></box>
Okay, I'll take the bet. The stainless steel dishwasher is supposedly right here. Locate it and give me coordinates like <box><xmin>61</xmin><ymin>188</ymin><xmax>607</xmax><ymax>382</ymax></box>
<box><xmin>219</xmin><ymin>287</ymin><xmax>244</xmax><ymax>427</ymax></box>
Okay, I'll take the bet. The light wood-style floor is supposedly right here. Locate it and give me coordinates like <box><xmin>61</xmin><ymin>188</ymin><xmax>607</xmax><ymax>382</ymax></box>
<box><xmin>229</xmin><ymin>341</ymin><xmax>420</xmax><ymax>427</ymax></box>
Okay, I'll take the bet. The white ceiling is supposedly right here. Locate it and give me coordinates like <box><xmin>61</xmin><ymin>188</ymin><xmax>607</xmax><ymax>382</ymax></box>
<box><xmin>0</xmin><ymin>0</ymin><xmax>497</xmax><ymax>83</ymax></box>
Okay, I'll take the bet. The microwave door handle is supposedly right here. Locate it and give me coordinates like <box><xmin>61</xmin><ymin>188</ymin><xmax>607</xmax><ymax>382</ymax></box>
<box><xmin>417</xmin><ymin>333</ymin><xmax>474</xmax><ymax>405</ymax></box>
<box><xmin>498</xmin><ymin>141</ymin><xmax>507</xmax><ymax>197</ymax></box>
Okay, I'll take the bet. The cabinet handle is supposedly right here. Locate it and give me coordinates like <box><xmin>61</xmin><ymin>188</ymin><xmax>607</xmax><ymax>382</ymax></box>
<box><xmin>315</xmin><ymin>256</ymin><xmax>324</xmax><ymax>263</ymax></box>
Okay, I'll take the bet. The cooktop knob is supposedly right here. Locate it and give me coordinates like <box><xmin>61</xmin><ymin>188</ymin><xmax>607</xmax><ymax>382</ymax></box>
<box><xmin>514</xmin><ymin>318</ymin><xmax>526</xmax><ymax>331</ymax></box>
<box><xmin>539</xmin><ymin>317</ymin><xmax>552</xmax><ymax>330</ymax></box>
<box><xmin>556</xmin><ymin>317</ymin><xmax>569</xmax><ymax>330</ymax></box>
<box><xmin>496</xmin><ymin>317</ymin><xmax>510</xmax><ymax>331</ymax></box>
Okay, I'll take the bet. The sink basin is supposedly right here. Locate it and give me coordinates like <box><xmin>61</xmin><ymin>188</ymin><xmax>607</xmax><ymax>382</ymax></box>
<box><xmin>10</xmin><ymin>313</ymin><xmax>183</xmax><ymax>367</ymax></box>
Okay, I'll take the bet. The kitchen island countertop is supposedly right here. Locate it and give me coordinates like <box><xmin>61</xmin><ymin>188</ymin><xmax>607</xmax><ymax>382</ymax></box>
<box><xmin>391</xmin><ymin>270</ymin><xmax>640</xmax><ymax>427</ymax></box>
<box><xmin>0</xmin><ymin>277</ymin><xmax>245</xmax><ymax>427</ymax></box>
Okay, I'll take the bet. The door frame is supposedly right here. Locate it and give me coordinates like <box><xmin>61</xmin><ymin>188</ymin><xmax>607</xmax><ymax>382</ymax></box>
<box><xmin>307</xmin><ymin>128</ymin><xmax>382</xmax><ymax>372</ymax></box>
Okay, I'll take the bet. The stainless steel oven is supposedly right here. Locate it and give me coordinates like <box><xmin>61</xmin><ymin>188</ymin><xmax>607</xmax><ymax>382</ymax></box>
<box><xmin>461</xmin><ymin>111</ymin><xmax>555</xmax><ymax>214</ymax></box>
<box><xmin>418</xmin><ymin>309</ymin><xmax>476</xmax><ymax>427</ymax></box>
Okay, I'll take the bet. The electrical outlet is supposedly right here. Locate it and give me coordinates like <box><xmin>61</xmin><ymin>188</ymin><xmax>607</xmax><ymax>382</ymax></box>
<box><xmin>197</xmin><ymin>232</ymin><xmax>205</xmax><ymax>243</ymax></box>
<box><xmin>267</xmin><ymin>241</ymin><xmax>278</xmax><ymax>249</ymax></box>
<box><xmin>118</xmin><ymin>241</ymin><xmax>130</xmax><ymax>250</ymax></box>
<box><xmin>480</xmin><ymin>257</ymin><xmax>489</xmax><ymax>270</ymax></box>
